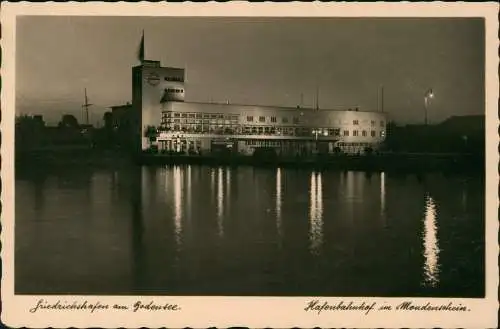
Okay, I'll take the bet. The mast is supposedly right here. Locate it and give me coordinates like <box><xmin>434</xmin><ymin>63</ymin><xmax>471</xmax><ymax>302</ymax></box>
<box><xmin>82</xmin><ymin>88</ymin><xmax>93</xmax><ymax>125</ymax></box>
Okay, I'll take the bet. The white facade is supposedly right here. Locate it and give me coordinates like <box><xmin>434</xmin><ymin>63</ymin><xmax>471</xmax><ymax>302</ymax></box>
<box><xmin>132</xmin><ymin>60</ymin><xmax>387</xmax><ymax>155</ymax></box>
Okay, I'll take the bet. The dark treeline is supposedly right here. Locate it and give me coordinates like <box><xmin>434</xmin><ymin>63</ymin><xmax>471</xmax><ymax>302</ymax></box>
<box><xmin>383</xmin><ymin>115</ymin><xmax>484</xmax><ymax>156</ymax></box>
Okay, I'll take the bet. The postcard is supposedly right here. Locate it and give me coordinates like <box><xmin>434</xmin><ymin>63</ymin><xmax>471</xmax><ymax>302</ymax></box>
<box><xmin>1</xmin><ymin>2</ymin><xmax>498</xmax><ymax>328</ymax></box>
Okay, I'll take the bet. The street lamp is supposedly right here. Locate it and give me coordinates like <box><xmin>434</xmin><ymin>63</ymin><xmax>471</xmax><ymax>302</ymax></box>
<box><xmin>424</xmin><ymin>88</ymin><xmax>434</xmax><ymax>126</ymax></box>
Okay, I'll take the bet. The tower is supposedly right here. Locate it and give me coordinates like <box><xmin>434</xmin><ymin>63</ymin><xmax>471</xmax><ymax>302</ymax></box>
<box><xmin>132</xmin><ymin>32</ymin><xmax>186</xmax><ymax>151</ymax></box>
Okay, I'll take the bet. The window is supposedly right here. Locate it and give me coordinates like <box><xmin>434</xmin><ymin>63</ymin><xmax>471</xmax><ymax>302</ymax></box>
<box><xmin>258</xmin><ymin>127</ymin><xmax>263</xmax><ymax>134</ymax></box>
<box><xmin>259</xmin><ymin>116</ymin><xmax>265</xmax><ymax>122</ymax></box>
<box><xmin>371</xmin><ymin>130</ymin><xmax>376</xmax><ymax>137</ymax></box>
<box><xmin>195</xmin><ymin>113</ymin><xmax>202</xmax><ymax>118</ymax></box>
<box><xmin>371</xmin><ymin>120</ymin><xmax>375</xmax><ymax>126</ymax></box>
<box><xmin>353</xmin><ymin>120</ymin><xmax>359</xmax><ymax>125</ymax></box>
<box><xmin>247</xmin><ymin>116</ymin><xmax>253</xmax><ymax>122</ymax></box>
<box><xmin>210</xmin><ymin>114</ymin><xmax>217</xmax><ymax>119</ymax></box>
<box><xmin>344</xmin><ymin>130</ymin><xmax>350</xmax><ymax>136</ymax></box>
<box><xmin>203</xmin><ymin>114</ymin><xmax>210</xmax><ymax>118</ymax></box>
<box><xmin>264</xmin><ymin>127</ymin><xmax>270</xmax><ymax>133</ymax></box>
<box><xmin>293</xmin><ymin>117</ymin><xmax>299</xmax><ymax>124</ymax></box>
<box><xmin>231</xmin><ymin>115</ymin><xmax>239</xmax><ymax>121</ymax></box>
<box><xmin>333</xmin><ymin>128</ymin><xmax>341</xmax><ymax>136</ymax></box>
<box><xmin>188</xmin><ymin>113</ymin><xmax>195</xmax><ymax>118</ymax></box>
<box><xmin>282</xmin><ymin>117</ymin><xmax>289</xmax><ymax>123</ymax></box>
<box><xmin>353</xmin><ymin>130</ymin><xmax>358</xmax><ymax>136</ymax></box>
<box><xmin>380</xmin><ymin>131</ymin><xmax>386</xmax><ymax>137</ymax></box>
<box><xmin>362</xmin><ymin>130</ymin><xmax>367</xmax><ymax>137</ymax></box>
<box><xmin>181</xmin><ymin>113</ymin><xmax>187</xmax><ymax>118</ymax></box>
<box><xmin>174</xmin><ymin>113</ymin><xmax>180</xmax><ymax>118</ymax></box>
<box><xmin>218</xmin><ymin>114</ymin><xmax>224</xmax><ymax>119</ymax></box>
<box><xmin>271</xmin><ymin>116</ymin><xmax>277</xmax><ymax>123</ymax></box>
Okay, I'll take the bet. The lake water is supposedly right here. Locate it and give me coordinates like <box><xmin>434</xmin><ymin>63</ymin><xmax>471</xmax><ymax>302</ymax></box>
<box><xmin>15</xmin><ymin>164</ymin><xmax>484</xmax><ymax>297</ymax></box>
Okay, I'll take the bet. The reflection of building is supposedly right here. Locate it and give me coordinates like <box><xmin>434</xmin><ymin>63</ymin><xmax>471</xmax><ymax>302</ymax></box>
<box><xmin>125</xmin><ymin>58</ymin><xmax>387</xmax><ymax>155</ymax></box>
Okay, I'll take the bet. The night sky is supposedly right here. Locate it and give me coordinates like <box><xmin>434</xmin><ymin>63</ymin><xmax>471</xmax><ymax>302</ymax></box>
<box><xmin>16</xmin><ymin>16</ymin><xmax>484</xmax><ymax>126</ymax></box>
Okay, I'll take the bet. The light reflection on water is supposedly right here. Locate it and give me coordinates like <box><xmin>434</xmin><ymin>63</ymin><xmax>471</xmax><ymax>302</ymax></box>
<box><xmin>217</xmin><ymin>167</ymin><xmax>224</xmax><ymax>238</ymax></box>
<box><xmin>15</xmin><ymin>166</ymin><xmax>484</xmax><ymax>297</ymax></box>
<box><xmin>309</xmin><ymin>171</ymin><xmax>323</xmax><ymax>255</ymax></box>
<box><xmin>173</xmin><ymin>166</ymin><xmax>183</xmax><ymax>249</ymax></box>
<box><xmin>276</xmin><ymin>168</ymin><xmax>283</xmax><ymax>240</ymax></box>
<box><xmin>423</xmin><ymin>194</ymin><xmax>440</xmax><ymax>287</ymax></box>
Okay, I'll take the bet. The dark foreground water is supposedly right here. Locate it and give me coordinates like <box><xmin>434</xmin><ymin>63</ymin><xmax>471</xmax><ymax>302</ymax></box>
<box><xmin>15</xmin><ymin>164</ymin><xmax>484</xmax><ymax>297</ymax></box>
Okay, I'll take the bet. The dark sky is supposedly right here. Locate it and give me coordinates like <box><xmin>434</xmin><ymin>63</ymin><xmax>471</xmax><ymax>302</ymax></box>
<box><xmin>16</xmin><ymin>16</ymin><xmax>484</xmax><ymax>126</ymax></box>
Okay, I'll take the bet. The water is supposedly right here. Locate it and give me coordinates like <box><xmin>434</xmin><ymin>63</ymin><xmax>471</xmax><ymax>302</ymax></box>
<box><xmin>15</xmin><ymin>164</ymin><xmax>484</xmax><ymax>297</ymax></box>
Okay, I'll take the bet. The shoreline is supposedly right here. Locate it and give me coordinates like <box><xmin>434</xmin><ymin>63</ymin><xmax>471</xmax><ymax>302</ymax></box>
<box><xmin>14</xmin><ymin>148</ymin><xmax>484</xmax><ymax>174</ymax></box>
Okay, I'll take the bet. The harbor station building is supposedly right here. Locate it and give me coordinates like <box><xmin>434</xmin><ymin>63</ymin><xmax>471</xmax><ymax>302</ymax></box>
<box><xmin>118</xmin><ymin>59</ymin><xmax>387</xmax><ymax>155</ymax></box>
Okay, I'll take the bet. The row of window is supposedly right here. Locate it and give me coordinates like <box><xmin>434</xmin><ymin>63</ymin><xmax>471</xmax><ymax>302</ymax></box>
<box><xmin>158</xmin><ymin>124</ymin><xmax>385</xmax><ymax>138</ymax></box>
<box><xmin>337</xmin><ymin>142</ymin><xmax>374</xmax><ymax>147</ymax></box>
<box><xmin>162</xmin><ymin>111</ymin><xmax>385</xmax><ymax>127</ymax></box>
<box><xmin>164</xmin><ymin>76</ymin><xmax>184</xmax><ymax>82</ymax></box>
<box><xmin>246</xmin><ymin>140</ymin><xmax>281</xmax><ymax>147</ymax></box>
<box><xmin>165</xmin><ymin>88</ymin><xmax>184</xmax><ymax>93</ymax></box>
<box><xmin>163</xmin><ymin>112</ymin><xmax>239</xmax><ymax>121</ymax></box>
<box><xmin>353</xmin><ymin>120</ymin><xmax>384</xmax><ymax>127</ymax></box>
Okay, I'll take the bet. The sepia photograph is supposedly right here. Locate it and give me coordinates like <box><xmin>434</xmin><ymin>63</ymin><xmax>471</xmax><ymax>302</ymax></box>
<box><xmin>1</xmin><ymin>3</ymin><xmax>498</xmax><ymax>328</ymax></box>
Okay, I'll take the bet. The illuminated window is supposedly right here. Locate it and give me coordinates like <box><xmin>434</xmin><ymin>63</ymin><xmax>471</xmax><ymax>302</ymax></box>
<box><xmin>380</xmin><ymin>131</ymin><xmax>386</xmax><ymax>137</ymax></box>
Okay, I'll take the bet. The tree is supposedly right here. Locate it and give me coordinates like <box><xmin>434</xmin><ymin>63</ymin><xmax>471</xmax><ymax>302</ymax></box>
<box><xmin>58</xmin><ymin>114</ymin><xmax>79</xmax><ymax>129</ymax></box>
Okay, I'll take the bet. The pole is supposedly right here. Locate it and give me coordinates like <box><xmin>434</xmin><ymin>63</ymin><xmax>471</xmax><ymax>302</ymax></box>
<box><xmin>424</xmin><ymin>97</ymin><xmax>428</xmax><ymax>126</ymax></box>
<box><xmin>381</xmin><ymin>85</ymin><xmax>384</xmax><ymax>113</ymax></box>
<box><xmin>85</xmin><ymin>88</ymin><xmax>89</xmax><ymax>125</ymax></box>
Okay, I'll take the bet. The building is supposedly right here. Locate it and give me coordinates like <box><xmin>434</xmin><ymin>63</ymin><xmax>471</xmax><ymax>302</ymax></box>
<box><xmin>128</xmin><ymin>59</ymin><xmax>387</xmax><ymax>155</ymax></box>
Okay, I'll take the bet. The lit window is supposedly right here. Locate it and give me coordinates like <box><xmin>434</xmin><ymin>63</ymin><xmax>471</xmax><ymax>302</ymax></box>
<box><xmin>259</xmin><ymin>116</ymin><xmax>265</xmax><ymax>122</ymax></box>
<box><xmin>380</xmin><ymin>131</ymin><xmax>386</xmax><ymax>137</ymax></box>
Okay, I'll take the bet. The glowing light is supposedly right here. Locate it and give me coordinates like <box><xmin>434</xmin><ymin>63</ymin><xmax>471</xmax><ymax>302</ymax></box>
<box><xmin>309</xmin><ymin>172</ymin><xmax>323</xmax><ymax>255</ymax></box>
<box><xmin>217</xmin><ymin>167</ymin><xmax>224</xmax><ymax>237</ymax></box>
<box><xmin>173</xmin><ymin>166</ymin><xmax>182</xmax><ymax>249</ymax></box>
<box><xmin>276</xmin><ymin>168</ymin><xmax>282</xmax><ymax>238</ymax></box>
<box><xmin>423</xmin><ymin>194</ymin><xmax>440</xmax><ymax>287</ymax></box>
<box><xmin>380</xmin><ymin>172</ymin><xmax>386</xmax><ymax>223</ymax></box>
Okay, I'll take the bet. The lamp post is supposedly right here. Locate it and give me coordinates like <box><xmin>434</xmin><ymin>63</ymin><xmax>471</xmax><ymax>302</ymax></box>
<box><xmin>424</xmin><ymin>88</ymin><xmax>434</xmax><ymax>126</ymax></box>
